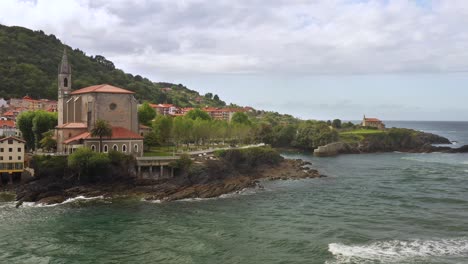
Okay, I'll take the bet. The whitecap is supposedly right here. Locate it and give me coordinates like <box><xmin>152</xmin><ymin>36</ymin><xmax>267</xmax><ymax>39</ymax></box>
<box><xmin>175</xmin><ymin>187</ymin><xmax>264</xmax><ymax>203</ymax></box>
<box><xmin>328</xmin><ymin>238</ymin><xmax>468</xmax><ymax>263</ymax></box>
<box><xmin>20</xmin><ymin>195</ymin><xmax>105</xmax><ymax>208</ymax></box>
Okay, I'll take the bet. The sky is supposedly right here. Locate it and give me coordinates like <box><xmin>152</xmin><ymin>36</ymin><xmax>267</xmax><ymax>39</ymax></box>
<box><xmin>1</xmin><ymin>0</ymin><xmax>468</xmax><ymax>120</ymax></box>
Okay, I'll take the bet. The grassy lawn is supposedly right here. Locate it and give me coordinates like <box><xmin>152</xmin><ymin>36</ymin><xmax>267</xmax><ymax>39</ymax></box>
<box><xmin>339</xmin><ymin>129</ymin><xmax>385</xmax><ymax>144</ymax></box>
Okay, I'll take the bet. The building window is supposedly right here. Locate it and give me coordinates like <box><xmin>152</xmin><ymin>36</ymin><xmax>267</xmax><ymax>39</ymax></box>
<box><xmin>9</xmin><ymin>156</ymin><xmax>12</xmax><ymax>160</ymax></box>
<box><xmin>18</xmin><ymin>148</ymin><xmax>21</xmax><ymax>152</ymax></box>
<box><xmin>134</xmin><ymin>144</ymin><xmax>139</xmax><ymax>152</ymax></box>
<box><xmin>8</xmin><ymin>139</ymin><xmax>13</xmax><ymax>144</ymax></box>
<box><xmin>122</xmin><ymin>144</ymin><xmax>127</xmax><ymax>152</ymax></box>
<box><xmin>103</xmin><ymin>145</ymin><xmax>108</xmax><ymax>153</ymax></box>
<box><xmin>0</xmin><ymin>148</ymin><xmax>3</xmax><ymax>152</ymax></box>
<box><xmin>91</xmin><ymin>145</ymin><xmax>96</xmax><ymax>152</ymax></box>
<box><xmin>8</xmin><ymin>148</ymin><xmax>12</xmax><ymax>152</ymax></box>
<box><xmin>0</xmin><ymin>157</ymin><xmax>3</xmax><ymax>160</ymax></box>
<box><xmin>68</xmin><ymin>133</ymin><xmax>72</xmax><ymax>138</ymax></box>
<box><xmin>18</xmin><ymin>156</ymin><xmax>21</xmax><ymax>160</ymax></box>
<box><xmin>113</xmin><ymin>144</ymin><xmax>118</xmax><ymax>151</ymax></box>
<box><xmin>64</xmin><ymin>78</ymin><xmax>68</xmax><ymax>87</ymax></box>
<box><xmin>109</xmin><ymin>103</ymin><xmax>117</xmax><ymax>110</ymax></box>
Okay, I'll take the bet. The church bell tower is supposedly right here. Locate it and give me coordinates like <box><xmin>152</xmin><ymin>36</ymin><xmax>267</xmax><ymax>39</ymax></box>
<box><xmin>58</xmin><ymin>48</ymin><xmax>71</xmax><ymax>126</ymax></box>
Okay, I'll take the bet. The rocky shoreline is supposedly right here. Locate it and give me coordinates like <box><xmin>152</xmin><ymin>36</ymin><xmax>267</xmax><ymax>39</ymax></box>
<box><xmin>14</xmin><ymin>156</ymin><xmax>323</xmax><ymax>206</ymax></box>
<box><xmin>314</xmin><ymin>130</ymin><xmax>459</xmax><ymax>157</ymax></box>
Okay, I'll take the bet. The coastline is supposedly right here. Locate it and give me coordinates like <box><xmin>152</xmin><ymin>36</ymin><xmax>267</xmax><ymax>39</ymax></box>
<box><xmin>13</xmin><ymin>148</ymin><xmax>323</xmax><ymax>206</ymax></box>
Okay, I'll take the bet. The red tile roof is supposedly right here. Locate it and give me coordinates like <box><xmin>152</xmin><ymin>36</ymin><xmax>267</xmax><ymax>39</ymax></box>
<box><xmin>3</xmin><ymin>111</ymin><xmax>14</xmax><ymax>116</ymax></box>
<box><xmin>0</xmin><ymin>120</ymin><xmax>15</xmax><ymax>128</ymax></box>
<box><xmin>56</xmin><ymin>122</ymin><xmax>88</xmax><ymax>129</ymax></box>
<box><xmin>63</xmin><ymin>132</ymin><xmax>91</xmax><ymax>144</ymax></box>
<box><xmin>71</xmin><ymin>84</ymin><xmax>135</xmax><ymax>95</ymax></box>
<box><xmin>63</xmin><ymin>126</ymin><xmax>143</xmax><ymax>144</ymax></box>
<box><xmin>364</xmin><ymin>118</ymin><xmax>382</xmax><ymax>122</ymax></box>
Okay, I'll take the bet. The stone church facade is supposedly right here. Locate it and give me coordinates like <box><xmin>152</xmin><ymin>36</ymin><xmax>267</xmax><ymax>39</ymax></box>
<box><xmin>55</xmin><ymin>49</ymin><xmax>144</xmax><ymax>156</ymax></box>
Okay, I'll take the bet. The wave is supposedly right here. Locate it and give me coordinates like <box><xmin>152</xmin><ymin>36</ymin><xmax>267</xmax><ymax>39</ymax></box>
<box><xmin>327</xmin><ymin>238</ymin><xmax>468</xmax><ymax>263</ymax></box>
<box><xmin>21</xmin><ymin>195</ymin><xmax>105</xmax><ymax>208</ymax></box>
<box><xmin>177</xmin><ymin>187</ymin><xmax>261</xmax><ymax>202</ymax></box>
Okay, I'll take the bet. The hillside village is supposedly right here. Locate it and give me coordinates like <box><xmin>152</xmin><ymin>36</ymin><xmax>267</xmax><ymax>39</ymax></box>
<box><xmin>0</xmin><ymin>37</ymin><xmax>389</xmax><ymax>187</ymax></box>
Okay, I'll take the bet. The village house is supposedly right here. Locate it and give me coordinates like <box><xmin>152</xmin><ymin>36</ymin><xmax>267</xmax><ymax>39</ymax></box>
<box><xmin>362</xmin><ymin>115</ymin><xmax>386</xmax><ymax>130</ymax></box>
<box><xmin>0</xmin><ymin>119</ymin><xmax>20</xmax><ymax>137</ymax></box>
<box><xmin>0</xmin><ymin>136</ymin><xmax>25</xmax><ymax>185</ymax></box>
<box><xmin>8</xmin><ymin>96</ymin><xmax>57</xmax><ymax>112</ymax></box>
<box><xmin>150</xmin><ymin>103</ymin><xmax>179</xmax><ymax>116</ymax></box>
<box><xmin>55</xmin><ymin>49</ymin><xmax>144</xmax><ymax>156</ymax></box>
<box><xmin>203</xmin><ymin>107</ymin><xmax>247</xmax><ymax>121</ymax></box>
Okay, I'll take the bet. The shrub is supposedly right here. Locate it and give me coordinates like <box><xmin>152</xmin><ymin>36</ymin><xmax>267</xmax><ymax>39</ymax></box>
<box><xmin>31</xmin><ymin>155</ymin><xmax>68</xmax><ymax>179</ymax></box>
<box><xmin>68</xmin><ymin>148</ymin><xmax>110</xmax><ymax>182</ymax></box>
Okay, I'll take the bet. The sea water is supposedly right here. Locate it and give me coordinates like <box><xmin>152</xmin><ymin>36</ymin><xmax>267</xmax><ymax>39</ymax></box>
<box><xmin>1</xmin><ymin>121</ymin><xmax>467</xmax><ymax>264</ymax></box>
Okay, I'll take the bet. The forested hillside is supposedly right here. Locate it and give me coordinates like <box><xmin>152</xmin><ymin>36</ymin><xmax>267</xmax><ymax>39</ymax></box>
<box><xmin>0</xmin><ymin>24</ymin><xmax>225</xmax><ymax>107</ymax></box>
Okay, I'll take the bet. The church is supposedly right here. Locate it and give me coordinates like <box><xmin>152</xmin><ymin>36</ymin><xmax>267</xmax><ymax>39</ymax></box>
<box><xmin>55</xmin><ymin>49</ymin><xmax>144</xmax><ymax>156</ymax></box>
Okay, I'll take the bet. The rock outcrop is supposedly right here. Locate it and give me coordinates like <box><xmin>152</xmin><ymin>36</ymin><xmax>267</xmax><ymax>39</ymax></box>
<box><xmin>314</xmin><ymin>130</ymin><xmax>452</xmax><ymax>157</ymax></box>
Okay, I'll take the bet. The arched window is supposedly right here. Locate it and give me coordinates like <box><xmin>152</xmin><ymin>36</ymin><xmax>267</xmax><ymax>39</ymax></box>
<box><xmin>103</xmin><ymin>145</ymin><xmax>108</xmax><ymax>153</ymax></box>
<box><xmin>122</xmin><ymin>144</ymin><xmax>127</xmax><ymax>152</ymax></box>
<box><xmin>91</xmin><ymin>145</ymin><xmax>96</xmax><ymax>152</ymax></box>
<box><xmin>68</xmin><ymin>133</ymin><xmax>72</xmax><ymax>138</ymax></box>
<box><xmin>134</xmin><ymin>144</ymin><xmax>139</xmax><ymax>153</ymax></box>
<box><xmin>113</xmin><ymin>144</ymin><xmax>118</xmax><ymax>151</ymax></box>
<box><xmin>64</xmin><ymin>78</ymin><xmax>68</xmax><ymax>87</ymax></box>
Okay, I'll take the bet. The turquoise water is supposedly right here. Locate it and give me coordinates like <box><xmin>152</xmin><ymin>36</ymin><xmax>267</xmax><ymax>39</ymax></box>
<box><xmin>1</xmin><ymin>122</ymin><xmax>468</xmax><ymax>264</ymax></box>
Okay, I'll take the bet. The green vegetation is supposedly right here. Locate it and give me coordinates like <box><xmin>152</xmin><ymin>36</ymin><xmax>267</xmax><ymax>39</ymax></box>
<box><xmin>216</xmin><ymin>146</ymin><xmax>283</xmax><ymax>171</ymax></box>
<box><xmin>137</xmin><ymin>102</ymin><xmax>156</xmax><ymax>126</ymax></box>
<box><xmin>68</xmin><ymin>148</ymin><xmax>110</xmax><ymax>181</ymax></box>
<box><xmin>340</xmin><ymin>128</ymin><xmax>384</xmax><ymax>135</ymax></box>
<box><xmin>16</xmin><ymin>110</ymin><xmax>57</xmax><ymax>150</ymax></box>
<box><xmin>39</xmin><ymin>131</ymin><xmax>57</xmax><ymax>152</ymax></box>
<box><xmin>91</xmin><ymin>119</ymin><xmax>113</xmax><ymax>153</ymax></box>
<box><xmin>32</xmin><ymin>149</ymin><xmax>136</xmax><ymax>183</ymax></box>
<box><xmin>0</xmin><ymin>24</ymin><xmax>225</xmax><ymax>107</ymax></box>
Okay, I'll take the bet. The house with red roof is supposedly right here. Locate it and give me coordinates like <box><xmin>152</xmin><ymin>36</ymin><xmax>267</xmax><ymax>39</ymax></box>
<box><xmin>0</xmin><ymin>120</ymin><xmax>20</xmax><ymax>137</ymax></box>
<box><xmin>55</xmin><ymin>50</ymin><xmax>144</xmax><ymax>156</ymax></box>
<box><xmin>149</xmin><ymin>103</ymin><xmax>179</xmax><ymax>116</ymax></box>
<box><xmin>362</xmin><ymin>115</ymin><xmax>386</xmax><ymax>130</ymax></box>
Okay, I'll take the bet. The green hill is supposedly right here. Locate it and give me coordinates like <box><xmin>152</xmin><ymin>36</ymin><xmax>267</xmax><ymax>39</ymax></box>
<box><xmin>0</xmin><ymin>24</ymin><xmax>226</xmax><ymax>107</ymax></box>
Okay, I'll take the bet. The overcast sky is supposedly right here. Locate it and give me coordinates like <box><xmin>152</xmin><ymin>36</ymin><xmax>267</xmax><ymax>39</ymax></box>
<box><xmin>1</xmin><ymin>0</ymin><xmax>468</xmax><ymax>120</ymax></box>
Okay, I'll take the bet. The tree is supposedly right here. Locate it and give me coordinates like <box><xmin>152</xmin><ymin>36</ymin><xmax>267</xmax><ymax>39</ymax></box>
<box><xmin>16</xmin><ymin>111</ymin><xmax>36</xmax><ymax>150</ymax></box>
<box><xmin>204</xmin><ymin>93</ymin><xmax>213</xmax><ymax>99</ymax></box>
<box><xmin>32</xmin><ymin>110</ymin><xmax>57</xmax><ymax>149</ymax></box>
<box><xmin>17</xmin><ymin>110</ymin><xmax>57</xmax><ymax>150</ymax></box>
<box><xmin>185</xmin><ymin>109</ymin><xmax>212</xmax><ymax>121</ymax></box>
<box><xmin>293</xmin><ymin>121</ymin><xmax>339</xmax><ymax>149</ymax></box>
<box><xmin>332</xmin><ymin>119</ymin><xmax>342</xmax><ymax>129</ymax></box>
<box><xmin>138</xmin><ymin>102</ymin><xmax>156</xmax><ymax>126</ymax></box>
<box><xmin>39</xmin><ymin>130</ymin><xmax>57</xmax><ymax>152</ymax></box>
<box><xmin>153</xmin><ymin>115</ymin><xmax>173</xmax><ymax>144</ymax></box>
<box><xmin>144</xmin><ymin>131</ymin><xmax>160</xmax><ymax>151</ymax></box>
<box><xmin>213</xmin><ymin>94</ymin><xmax>220</xmax><ymax>101</ymax></box>
<box><xmin>68</xmin><ymin>147</ymin><xmax>110</xmax><ymax>182</ymax></box>
<box><xmin>91</xmin><ymin>119</ymin><xmax>113</xmax><ymax>153</ymax></box>
<box><xmin>231</xmin><ymin>112</ymin><xmax>251</xmax><ymax>126</ymax></box>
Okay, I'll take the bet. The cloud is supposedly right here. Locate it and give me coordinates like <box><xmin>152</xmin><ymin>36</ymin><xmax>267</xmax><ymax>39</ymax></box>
<box><xmin>1</xmin><ymin>0</ymin><xmax>468</xmax><ymax>76</ymax></box>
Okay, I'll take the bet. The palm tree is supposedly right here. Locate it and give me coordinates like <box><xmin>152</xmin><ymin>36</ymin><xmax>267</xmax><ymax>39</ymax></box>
<box><xmin>91</xmin><ymin>119</ymin><xmax>112</xmax><ymax>153</ymax></box>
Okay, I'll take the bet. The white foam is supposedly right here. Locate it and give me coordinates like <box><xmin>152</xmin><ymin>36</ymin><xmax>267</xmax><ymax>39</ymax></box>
<box><xmin>20</xmin><ymin>195</ymin><xmax>105</xmax><ymax>208</ymax></box>
<box><xmin>328</xmin><ymin>238</ymin><xmax>468</xmax><ymax>263</ymax></box>
<box><xmin>175</xmin><ymin>187</ymin><xmax>263</xmax><ymax>203</ymax></box>
<box><xmin>0</xmin><ymin>202</ymin><xmax>16</xmax><ymax>209</ymax></box>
